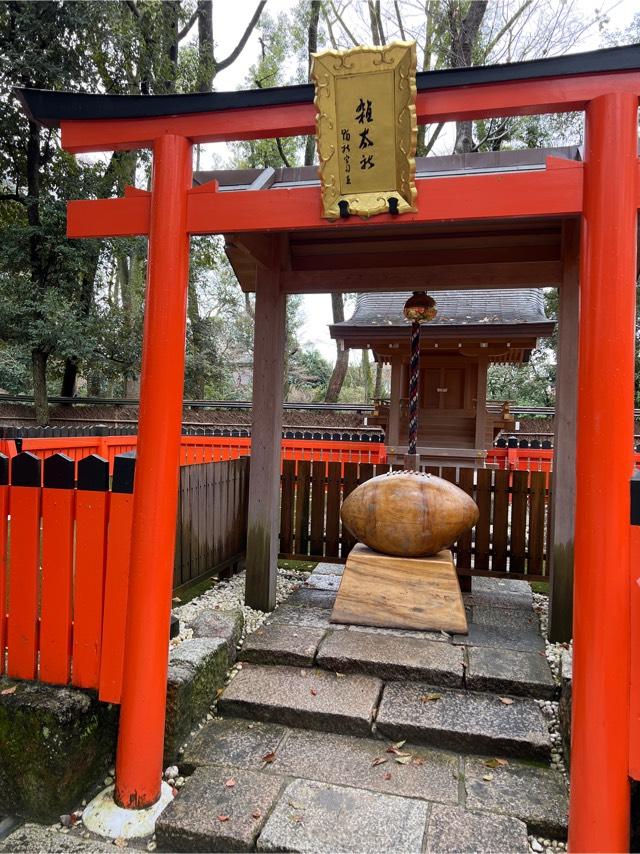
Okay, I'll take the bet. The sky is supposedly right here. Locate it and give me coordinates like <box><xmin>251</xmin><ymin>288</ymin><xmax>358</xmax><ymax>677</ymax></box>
<box><xmin>201</xmin><ymin>0</ymin><xmax>637</xmax><ymax>363</ymax></box>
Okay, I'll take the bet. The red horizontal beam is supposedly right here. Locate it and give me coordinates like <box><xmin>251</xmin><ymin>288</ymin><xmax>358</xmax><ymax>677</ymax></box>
<box><xmin>60</xmin><ymin>71</ymin><xmax>640</xmax><ymax>153</ymax></box>
<box><xmin>68</xmin><ymin>160</ymin><xmax>585</xmax><ymax>239</ymax></box>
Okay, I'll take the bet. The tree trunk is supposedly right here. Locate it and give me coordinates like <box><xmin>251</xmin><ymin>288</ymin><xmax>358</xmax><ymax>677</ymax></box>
<box><xmin>197</xmin><ymin>0</ymin><xmax>214</xmax><ymax>91</ymax></box>
<box><xmin>362</xmin><ymin>348</ymin><xmax>372</xmax><ymax>403</ymax></box>
<box><xmin>187</xmin><ymin>279</ymin><xmax>207</xmax><ymax>400</ymax></box>
<box><xmin>325</xmin><ymin>292</ymin><xmax>349</xmax><ymax>402</ymax></box>
<box><xmin>447</xmin><ymin>0</ymin><xmax>487</xmax><ymax>153</ymax></box>
<box><xmin>304</xmin><ymin>0</ymin><xmax>321</xmax><ymax>166</ymax></box>
<box><xmin>60</xmin><ymin>357</ymin><xmax>78</xmax><ymax>398</ymax></box>
<box><xmin>374</xmin><ymin>359</ymin><xmax>383</xmax><ymax>400</ymax></box>
<box><xmin>32</xmin><ymin>349</ymin><xmax>49</xmax><ymax>426</ymax></box>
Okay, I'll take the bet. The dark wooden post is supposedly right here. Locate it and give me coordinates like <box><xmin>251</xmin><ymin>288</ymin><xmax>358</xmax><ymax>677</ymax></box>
<box><xmin>548</xmin><ymin>220</ymin><xmax>579</xmax><ymax>642</ymax></box>
<box><xmin>245</xmin><ymin>255</ymin><xmax>286</xmax><ymax>611</ymax></box>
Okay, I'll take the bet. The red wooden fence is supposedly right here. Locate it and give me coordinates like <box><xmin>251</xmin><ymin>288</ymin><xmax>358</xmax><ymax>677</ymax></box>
<box><xmin>0</xmin><ymin>450</ymin><xmax>247</xmax><ymax>704</ymax></box>
<box><xmin>0</xmin><ymin>451</ymin><xmax>135</xmax><ymax>702</ymax></box>
<box><xmin>0</xmin><ymin>434</ymin><xmax>386</xmax><ymax>474</ymax></box>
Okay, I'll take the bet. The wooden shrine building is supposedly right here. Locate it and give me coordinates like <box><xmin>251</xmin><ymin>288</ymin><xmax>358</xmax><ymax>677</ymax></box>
<box><xmin>331</xmin><ymin>288</ymin><xmax>554</xmax><ymax>466</ymax></box>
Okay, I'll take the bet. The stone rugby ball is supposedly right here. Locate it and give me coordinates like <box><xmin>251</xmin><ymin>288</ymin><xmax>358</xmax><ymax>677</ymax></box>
<box><xmin>340</xmin><ymin>470</ymin><xmax>479</xmax><ymax>557</ymax></box>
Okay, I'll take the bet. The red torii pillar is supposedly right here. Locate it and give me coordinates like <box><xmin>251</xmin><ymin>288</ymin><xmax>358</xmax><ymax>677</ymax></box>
<box><xmin>570</xmin><ymin>92</ymin><xmax>638</xmax><ymax>852</ymax></box>
<box><xmin>114</xmin><ymin>134</ymin><xmax>192</xmax><ymax>808</ymax></box>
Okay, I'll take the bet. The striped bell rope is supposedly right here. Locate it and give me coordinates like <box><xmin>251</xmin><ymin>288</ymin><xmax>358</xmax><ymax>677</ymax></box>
<box><xmin>403</xmin><ymin>292</ymin><xmax>437</xmax><ymax>459</ymax></box>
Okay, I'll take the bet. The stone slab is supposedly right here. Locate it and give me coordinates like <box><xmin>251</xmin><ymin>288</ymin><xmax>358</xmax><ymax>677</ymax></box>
<box><xmin>468</xmin><ymin>577</ymin><xmax>533</xmax><ymax>610</ymax></box>
<box><xmin>466</xmin><ymin>647</ymin><xmax>556</xmax><ymax>699</ymax></box>
<box><xmin>286</xmin><ymin>588</ymin><xmax>337</xmax><ymax>609</ymax></box>
<box><xmin>189</xmin><ymin>608</ymin><xmax>245</xmax><ymax>663</ymax></box>
<box><xmin>257</xmin><ymin>778</ymin><xmax>429</xmax><ymax>853</ymax></box>
<box><xmin>181</xmin><ymin>717</ymin><xmax>288</xmax><ymax>774</ymax></box>
<box><xmin>218</xmin><ymin>664</ymin><xmax>382</xmax><ymax>736</ymax></box>
<box><xmin>0</xmin><ymin>825</ymin><xmax>115</xmax><ymax>853</ymax></box>
<box><xmin>425</xmin><ymin>804</ymin><xmax>530</xmax><ymax>853</ymax></box>
<box><xmin>453</xmin><ymin>622</ymin><xmax>544</xmax><ymax>652</ymax></box>
<box><xmin>165</xmin><ymin>637</ymin><xmax>229</xmax><ymax>764</ymax></box>
<box><xmin>266</xmin><ymin>727</ymin><xmax>459</xmax><ymax>804</ymax></box>
<box><xmin>470</xmin><ymin>605</ymin><xmax>540</xmax><ymax>631</ymax></box>
<box><xmin>156</xmin><ymin>765</ymin><xmax>284</xmax><ymax>852</ymax></box>
<box><xmin>347</xmin><ymin>624</ymin><xmax>450</xmax><ymax>643</ymax></box>
<box><xmin>316</xmin><ymin>629</ymin><xmax>464</xmax><ymax>686</ymax></box>
<box><xmin>464</xmin><ymin>757</ymin><xmax>569</xmax><ymax>839</ymax></box>
<box><xmin>266</xmin><ymin>605</ymin><xmax>340</xmax><ymax>630</ymax></box>
<box><xmin>240</xmin><ymin>625</ymin><xmax>327</xmax><ymax>667</ymax></box>
<box><xmin>376</xmin><ymin>682</ymin><xmax>551</xmax><ymax>760</ymax></box>
<box><xmin>313</xmin><ymin>563</ymin><xmax>345</xmax><ymax>576</ymax></box>
<box><xmin>304</xmin><ymin>573</ymin><xmax>342</xmax><ymax>592</ymax></box>
<box><xmin>0</xmin><ymin>678</ymin><xmax>117</xmax><ymax>822</ymax></box>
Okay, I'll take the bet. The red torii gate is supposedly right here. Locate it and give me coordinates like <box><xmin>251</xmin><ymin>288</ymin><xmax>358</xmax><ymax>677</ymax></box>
<box><xmin>16</xmin><ymin>44</ymin><xmax>640</xmax><ymax>851</ymax></box>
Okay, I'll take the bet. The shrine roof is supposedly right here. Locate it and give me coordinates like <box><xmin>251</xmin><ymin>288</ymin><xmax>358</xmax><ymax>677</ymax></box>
<box><xmin>15</xmin><ymin>44</ymin><xmax>640</xmax><ymax>128</ymax></box>
<box><xmin>331</xmin><ymin>289</ymin><xmax>554</xmax><ymax>335</ymax></box>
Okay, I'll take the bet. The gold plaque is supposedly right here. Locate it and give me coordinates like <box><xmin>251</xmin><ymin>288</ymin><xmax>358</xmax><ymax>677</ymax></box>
<box><xmin>311</xmin><ymin>41</ymin><xmax>418</xmax><ymax>221</ymax></box>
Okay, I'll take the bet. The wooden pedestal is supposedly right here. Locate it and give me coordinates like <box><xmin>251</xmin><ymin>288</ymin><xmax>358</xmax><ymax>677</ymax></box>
<box><xmin>330</xmin><ymin>543</ymin><xmax>468</xmax><ymax>635</ymax></box>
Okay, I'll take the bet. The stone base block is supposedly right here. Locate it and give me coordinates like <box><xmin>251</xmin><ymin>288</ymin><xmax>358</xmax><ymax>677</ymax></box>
<box><xmin>0</xmin><ymin>678</ymin><xmax>117</xmax><ymax>822</ymax></box>
<box><xmin>164</xmin><ymin>638</ymin><xmax>229</xmax><ymax>764</ymax></box>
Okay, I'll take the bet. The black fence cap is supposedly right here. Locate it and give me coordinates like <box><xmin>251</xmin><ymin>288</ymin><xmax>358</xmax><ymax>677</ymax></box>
<box><xmin>78</xmin><ymin>454</ymin><xmax>110</xmax><ymax>491</ymax></box>
<box><xmin>11</xmin><ymin>451</ymin><xmax>41</xmax><ymax>487</ymax></box>
<box><xmin>113</xmin><ymin>452</ymin><xmax>136</xmax><ymax>494</ymax></box>
<box><xmin>44</xmin><ymin>453</ymin><xmax>75</xmax><ymax>489</ymax></box>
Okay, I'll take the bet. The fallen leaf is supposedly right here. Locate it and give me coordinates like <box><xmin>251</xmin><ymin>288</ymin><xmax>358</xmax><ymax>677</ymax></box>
<box><xmin>383</xmin><ymin>771</ymin><xmax>392</xmax><ymax>781</ymax></box>
<box><xmin>290</xmin><ymin>814</ymin><xmax>304</xmax><ymax>823</ymax></box>
<box><xmin>224</xmin><ymin>778</ymin><xmax>236</xmax><ymax>788</ymax></box>
<box><xmin>217</xmin><ymin>815</ymin><xmax>230</xmax><ymax>823</ymax></box>
<box><xmin>114</xmin><ymin>838</ymin><xmax>127</xmax><ymax>848</ymax></box>
<box><xmin>420</xmin><ymin>693</ymin><xmax>441</xmax><ymax>702</ymax></box>
<box><xmin>371</xmin><ymin>756</ymin><xmax>387</xmax><ymax>767</ymax></box>
<box><xmin>499</xmin><ymin>697</ymin><xmax>514</xmax><ymax>705</ymax></box>
<box><xmin>395</xmin><ymin>755</ymin><xmax>412</xmax><ymax>765</ymax></box>
<box><xmin>1</xmin><ymin>686</ymin><xmax>17</xmax><ymax>695</ymax></box>
<box><xmin>288</xmin><ymin>800</ymin><xmax>306</xmax><ymax>810</ymax></box>
<box><xmin>484</xmin><ymin>758</ymin><xmax>508</xmax><ymax>768</ymax></box>
<box><xmin>310</xmin><ymin>688</ymin><xmax>317</xmax><ymax>696</ymax></box>
<box><xmin>261</xmin><ymin>751</ymin><xmax>277</xmax><ymax>765</ymax></box>
<box><xmin>252</xmin><ymin>810</ymin><xmax>262</xmax><ymax>820</ymax></box>
<box><xmin>411</xmin><ymin>757</ymin><xmax>425</xmax><ymax>766</ymax></box>
<box><xmin>391</xmin><ymin>740</ymin><xmax>406</xmax><ymax>749</ymax></box>
<box><xmin>482</xmin><ymin>773</ymin><xmax>494</xmax><ymax>782</ymax></box>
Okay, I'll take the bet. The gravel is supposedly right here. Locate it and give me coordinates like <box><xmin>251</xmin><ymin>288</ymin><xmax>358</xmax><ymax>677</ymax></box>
<box><xmin>172</xmin><ymin>567</ymin><xmax>311</xmax><ymax>648</ymax></box>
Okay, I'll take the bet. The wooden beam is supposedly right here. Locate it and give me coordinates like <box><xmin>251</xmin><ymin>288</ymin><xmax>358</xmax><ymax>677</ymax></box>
<box><xmin>281</xmin><ymin>261</ymin><xmax>562</xmax><ymax>292</ymax></box>
<box><xmin>244</xmin><ymin>266</ymin><xmax>286</xmax><ymax>611</ymax></box>
<box><xmin>387</xmin><ymin>356</ymin><xmax>402</xmax><ymax>448</ymax></box>
<box><xmin>66</xmin><ymin>161</ymin><xmax>586</xmax><ymax>239</ymax></box>
<box><xmin>60</xmin><ymin>70</ymin><xmax>640</xmax><ymax>153</ymax></box>
<box><xmin>474</xmin><ymin>356</ymin><xmax>489</xmax><ymax>449</ymax></box>
<box><xmin>548</xmin><ymin>219</ymin><xmax>579</xmax><ymax>642</ymax></box>
<box><xmin>291</xmin><ymin>243</ymin><xmax>560</xmax><ymax>271</ymax></box>
<box><xmin>226</xmin><ymin>234</ymin><xmax>276</xmax><ymax>269</ymax></box>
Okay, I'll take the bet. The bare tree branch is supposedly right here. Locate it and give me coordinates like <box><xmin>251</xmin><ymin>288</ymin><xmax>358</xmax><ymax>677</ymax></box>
<box><xmin>393</xmin><ymin>0</ymin><xmax>406</xmax><ymax>40</ymax></box>
<box><xmin>482</xmin><ymin>0</ymin><xmax>534</xmax><ymax>59</ymax></box>
<box><xmin>125</xmin><ymin>0</ymin><xmax>140</xmax><ymax>19</ymax></box>
<box><xmin>321</xmin><ymin>3</ymin><xmax>339</xmax><ymax>49</ymax></box>
<box><xmin>178</xmin><ymin>8</ymin><xmax>199</xmax><ymax>41</ymax></box>
<box><xmin>327</xmin><ymin>0</ymin><xmax>358</xmax><ymax>46</ymax></box>
<box><xmin>216</xmin><ymin>2</ymin><xmax>266</xmax><ymax>71</ymax></box>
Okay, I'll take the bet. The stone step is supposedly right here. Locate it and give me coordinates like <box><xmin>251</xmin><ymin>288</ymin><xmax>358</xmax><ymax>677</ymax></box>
<box><xmin>376</xmin><ymin>681</ymin><xmax>551</xmax><ymax>761</ymax></box>
<box><xmin>218</xmin><ymin>663</ymin><xmax>383</xmax><ymax>736</ymax></box>
<box><xmin>241</xmin><ymin>622</ymin><xmax>555</xmax><ymax>699</ymax></box>
<box><xmin>163</xmin><ymin>716</ymin><xmax>567</xmax><ymax>851</ymax></box>
<box><xmin>316</xmin><ymin>628</ymin><xmax>465</xmax><ymax>686</ymax></box>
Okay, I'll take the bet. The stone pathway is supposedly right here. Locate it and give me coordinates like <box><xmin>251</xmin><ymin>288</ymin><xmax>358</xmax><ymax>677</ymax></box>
<box><xmin>154</xmin><ymin>569</ymin><xmax>569</xmax><ymax>853</ymax></box>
